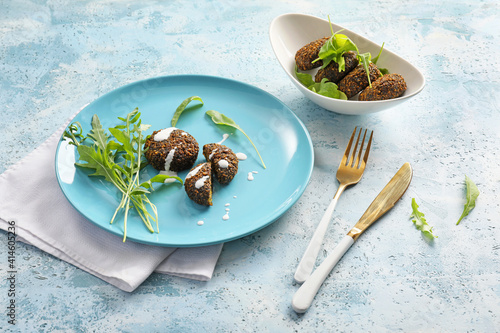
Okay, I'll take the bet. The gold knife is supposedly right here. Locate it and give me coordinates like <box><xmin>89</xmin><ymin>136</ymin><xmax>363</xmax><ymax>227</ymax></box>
<box><xmin>292</xmin><ymin>162</ymin><xmax>413</xmax><ymax>313</ymax></box>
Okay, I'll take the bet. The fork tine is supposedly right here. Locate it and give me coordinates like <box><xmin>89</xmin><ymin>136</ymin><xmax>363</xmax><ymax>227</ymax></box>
<box><xmin>341</xmin><ymin>127</ymin><xmax>357</xmax><ymax>166</ymax></box>
<box><xmin>362</xmin><ymin>130</ymin><xmax>373</xmax><ymax>167</ymax></box>
<box><xmin>348</xmin><ymin>128</ymin><xmax>362</xmax><ymax>167</ymax></box>
<box><xmin>354</xmin><ymin>129</ymin><xmax>368</xmax><ymax>169</ymax></box>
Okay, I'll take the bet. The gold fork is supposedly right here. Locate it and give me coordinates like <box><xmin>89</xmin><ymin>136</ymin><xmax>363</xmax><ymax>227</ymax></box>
<box><xmin>294</xmin><ymin>127</ymin><xmax>373</xmax><ymax>284</ymax></box>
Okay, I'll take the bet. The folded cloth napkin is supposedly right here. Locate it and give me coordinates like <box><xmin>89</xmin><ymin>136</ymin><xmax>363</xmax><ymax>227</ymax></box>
<box><xmin>0</xmin><ymin>113</ymin><xmax>223</xmax><ymax>292</ymax></box>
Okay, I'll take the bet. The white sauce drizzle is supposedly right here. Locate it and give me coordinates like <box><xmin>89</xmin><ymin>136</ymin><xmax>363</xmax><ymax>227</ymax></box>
<box><xmin>195</xmin><ymin>175</ymin><xmax>209</xmax><ymax>189</ymax></box>
<box><xmin>222</xmin><ymin>212</ymin><xmax>230</xmax><ymax>220</ymax></box>
<box><xmin>252</xmin><ymin>171</ymin><xmax>258</xmax><ymax>174</ymax></box>
<box><xmin>236</xmin><ymin>152</ymin><xmax>247</xmax><ymax>160</ymax></box>
<box><xmin>218</xmin><ymin>159</ymin><xmax>229</xmax><ymax>169</ymax></box>
<box><xmin>247</xmin><ymin>172</ymin><xmax>254</xmax><ymax>181</ymax></box>
<box><xmin>233</xmin><ymin>196</ymin><xmax>237</xmax><ymax>199</ymax></box>
<box><xmin>209</xmin><ymin>148</ymin><xmax>218</xmax><ymax>161</ymax></box>
<box><xmin>164</xmin><ymin>148</ymin><xmax>176</xmax><ymax>171</ymax></box>
<box><xmin>186</xmin><ymin>164</ymin><xmax>204</xmax><ymax>179</ymax></box>
<box><xmin>154</xmin><ymin>127</ymin><xmax>177</xmax><ymax>141</ymax></box>
<box><xmin>225</xmin><ymin>203</ymin><xmax>230</xmax><ymax>207</ymax></box>
<box><xmin>159</xmin><ymin>170</ymin><xmax>178</xmax><ymax>183</ymax></box>
<box><xmin>218</xmin><ymin>133</ymin><xmax>230</xmax><ymax>144</ymax></box>
<box><xmin>225</xmin><ymin>208</ymin><xmax>230</xmax><ymax>212</ymax></box>
<box><xmin>197</xmin><ymin>221</ymin><xmax>204</xmax><ymax>226</ymax></box>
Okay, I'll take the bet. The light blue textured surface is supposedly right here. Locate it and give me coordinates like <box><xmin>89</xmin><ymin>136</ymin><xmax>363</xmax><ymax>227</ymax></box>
<box><xmin>1</xmin><ymin>0</ymin><xmax>499</xmax><ymax>332</ymax></box>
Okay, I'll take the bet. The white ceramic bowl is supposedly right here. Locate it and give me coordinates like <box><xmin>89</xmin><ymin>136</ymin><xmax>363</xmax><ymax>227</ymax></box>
<box><xmin>269</xmin><ymin>13</ymin><xmax>426</xmax><ymax>115</ymax></box>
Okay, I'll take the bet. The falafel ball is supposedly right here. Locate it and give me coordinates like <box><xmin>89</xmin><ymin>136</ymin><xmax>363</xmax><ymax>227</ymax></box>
<box><xmin>338</xmin><ymin>63</ymin><xmax>382</xmax><ymax>99</ymax></box>
<box><xmin>203</xmin><ymin>143</ymin><xmax>239</xmax><ymax>185</ymax></box>
<box><xmin>358</xmin><ymin>73</ymin><xmax>407</xmax><ymax>101</ymax></box>
<box><xmin>184</xmin><ymin>162</ymin><xmax>213</xmax><ymax>206</ymax></box>
<box><xmin>295</xmin><ymin>37</ymin><xmax>330</xmax><ymax>71</ymax></box>
<box><xmin>314</xmin><ymin>51</ymin><xmax>359</xmax><ymax>84</ymax></box>
<box><xmin>144</xmin><ymin>128</ymin><xmax>199</xmax><ymax>172</ymax></box>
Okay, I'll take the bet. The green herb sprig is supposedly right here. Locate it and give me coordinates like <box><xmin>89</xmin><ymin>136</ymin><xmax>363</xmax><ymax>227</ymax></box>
<box><xmin>312</xmin><ymin>16</ymin><xmax>358</xmax><ymax>71</ymax></box>
<box><xmin>410</xmin><ymin>198</ymin><xmax>437</xmax><ymax>239</ymax></box>
<box><xmin>315</xmin><ymin>30</ymin><xmax>356</xmax><ymax>69</ymax></box>
<box><xmin>205</xmin><ymin>110</ymin><xmax>266</xmax><ymax>169</ymax></box>
<box><xmin>171</xmin><ymin>96</ymin><xmax>204</xmax><ymax>127</ymax></box>
<box><xmin>371</xmin><ymin>42</ymin><xmax>389</xmax><ymax>75</ymax></box>
<box><xmin>456</xmin><ymin>175</ymin><xmax>479</xmax><ymax>225</ymax></box>
<box><xmin>315</xmin><ymin>35</ymin><xmax>357</xmax><ymax>71</ymax></box>
<box><xmin>65</xmin><ymin>108</ymin><xmax>182</xmax><ymax>241</ymax></box>
<box><xmin>62</xmin><ymin>121</ymin><xmax>86</xmax><ymax>146</ymax></box>
<box><xmin>299</xmin><ymin>16</ymin><xmax>388</xmax><ymax>93</ymax></box>
<box><xmin>357</xmin><ymin>52</ymin><xmax>374</xmax><ymax>88</ymax></box>
<box><xmin>295</xmin><ymin>66</ymin><xmax>347</xmax><ymax>100</ymax></box>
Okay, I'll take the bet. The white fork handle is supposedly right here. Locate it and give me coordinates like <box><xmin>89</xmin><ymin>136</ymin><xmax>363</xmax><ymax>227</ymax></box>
<box><xmin>294</xmin><ymin>197</ymin><xmax>339</xmax><ymax>284</ymax></box>
<box><xmin>292</xmin><ymin>235</ymin><xmax>354</xmax><ymax>313</ymax></box>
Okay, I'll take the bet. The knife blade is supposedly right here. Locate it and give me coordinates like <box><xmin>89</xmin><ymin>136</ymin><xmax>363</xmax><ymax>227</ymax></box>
<box><xmin>292</xmin><ymin>162</ymin><xmax>413</xmax><ymax>313</ymax></box>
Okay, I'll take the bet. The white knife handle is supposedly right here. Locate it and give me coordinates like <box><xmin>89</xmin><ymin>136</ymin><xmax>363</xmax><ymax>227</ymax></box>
<box><xmin>294</xmin><ymin>197</ymin><xmax>339</xmax><ymax>284</ymax></box>
<box><xmin>292</xmin><ymin>235</ymin><xmax>354</xmax><ymax>313</ymax></box>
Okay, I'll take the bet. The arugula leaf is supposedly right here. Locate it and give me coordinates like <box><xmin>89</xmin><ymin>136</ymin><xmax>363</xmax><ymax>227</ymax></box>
<box><xmin>295</xmin><ymin>68</ymin><xmax>316</xmax><ymax>87</ymax></box>
<box><xmin>63</xmin><ymin>121</ymin><xmax>86</xmax><ymax>146</ymax></box>
<box><xmin>70</xmin><ymin>109</ymin><xmax>182</xmax><ymax>241</ymax></box>
<box><xmin>379</xmin><ymin>68</ymin><xmax>389</xmax><ymax>75</ymax></box>
<box><xmin>410</xmin><ymin>198</ymin><xmax>437</xmax><ymax>239</ymax></box>
<box><xmin>139</xmin><ymin>174</ymin><xmax>183</xmax><ymax>190</ymax></box>
<box><xmin>294</xmin><ymin>66</ymin><xmax>347</xmax><ymax>100</ymax></box>
<box><xmin>205</xmin><ymin>110</ymin><xmax>266</xmax><ymax>169</ymax></box>
<box><xmin>109</xmin><ymin>127</ymin><xmax>134</xmax><ymax>158</ymax></box>
<box><xmin>456</xmin><ymin>175</ymin><xmax>480</xmax><ymax>225</ymax></box>
<box><xmin>130</xmin><ymin>187</ymin><xmax>151</xmax><ymax>196</ymax></box>
<box><xmin>106</xmin><ymin>140</ymin><xmax>123</xmax><ymax>151</ymax></box>
<box><xmin>75</xmin><ymin>144</ymin><xmax>118</xmax><ymax>185</ymax></box>
<box><xmin>171</xmin><ymin>96</ymin><xmax>204</xmax><ymax>127</ymax></box>
<box><xmin>311</xmin><ymin>78</ymin><xmax>348</xmax><ymax>100</ymax></box>
<box><xmin>88</xmin><ymin>114</ymin><xmax>109</xmax><ymax>151</ymax></box>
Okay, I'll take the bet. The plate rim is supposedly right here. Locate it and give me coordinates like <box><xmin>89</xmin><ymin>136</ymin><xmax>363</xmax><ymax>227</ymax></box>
<box><xmin>55</xmin><ymin>74</ymin><xmax>315</xmax><ymax>247</ymax></box>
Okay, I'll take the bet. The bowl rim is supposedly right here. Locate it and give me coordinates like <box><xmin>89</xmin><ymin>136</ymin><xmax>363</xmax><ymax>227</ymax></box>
<box><xmin>269</xmin><ymin>13</ymin><xmax>426</xmax><ymax>107</ymax></box>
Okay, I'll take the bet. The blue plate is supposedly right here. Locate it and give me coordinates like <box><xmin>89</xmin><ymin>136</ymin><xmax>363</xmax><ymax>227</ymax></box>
<box><xmin>55</xmin><ymin>75</ymin><xmax>314</xmax><ymax>247</ymax></box>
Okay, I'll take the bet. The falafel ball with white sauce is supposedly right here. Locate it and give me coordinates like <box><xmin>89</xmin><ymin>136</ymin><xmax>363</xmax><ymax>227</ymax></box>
<box><xmin>144</xmin><ymin>127</ymin><xmax>199</xmax><ymax>172</ymax></box>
